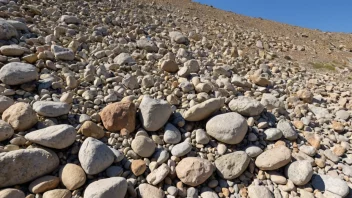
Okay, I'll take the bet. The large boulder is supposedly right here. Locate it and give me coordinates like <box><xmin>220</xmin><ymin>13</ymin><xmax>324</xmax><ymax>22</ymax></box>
<box><xmin>139</xmin><ymin>96</ymin><xmax>172</xmax><ymax>131</ymax></box>
<box><xmin>176</xmin><ymin>157</ymin><xmax>214</xmax><ymax>186</ymax></box>
<box><xmin>183</xmin><ymin>98</ymin><xmax>225</xmax><ymax>121</ymax></box>
<box><xmin>2</xmin><ymin>102</ymin><xmax>38</xmax><ymax>131</ymax></box>
<box><xmin>206</xmin><ymin>112</ymin><xmax>248</xmax><ymax>144</ymax></box>
<box><xmin>100</xmin><ymin>102</ymin><xmax>136</xmax><ymax>132</ymax></box>
<box><xmin>0</xmin><ymin>148</ymin><xmax>59</xmax><ymax>187</ymax></box>
<box><xmin>25</xmin><ymin>124</ymin><xmax>76</xmax><ymax>149</ymax></box>
<box><xmin>0</xmin><ymin>62</ymin><xmax>38</xmax><ymax>85</ymax></box>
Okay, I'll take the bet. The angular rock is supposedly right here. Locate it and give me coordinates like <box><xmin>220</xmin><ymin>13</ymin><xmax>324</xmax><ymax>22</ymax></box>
<box><xmin>277</xmin><ymin>120</ymin><xmax>297</xmax><ymax>140</ymax></box>
<box><xmin>260</xmin><ymin>93</ymin><xmax>283</xmax><ymax>110</ymax></box>
<box><xmin>161</xmin><ymin>59</ymin><xmax>178</xmax><ymax>72</ymax></box>
<box><xmin>0</xmin><ymin>148</ymin><xmax>59</xmax><ymax>187</ymax></box>
<box><xmin>131</xmin><ymin>159</ymin><xmax>147</xmax><ymax>176</ymax></box>
<box><xmin>51</xmin><ymin>45</ymin><xmax>75</xmax><ymax>61</ymax></box>
<box><xmin>206</xmin><ymin>112</ymin><xmax>248</xmax><ymax>144</ymax></box>
<box><xmin>25</xmin><ymin>124</ymin><xmax>76</xmax><ymax>149</ymax></box>
<box><xmin>183</xmin><ymin>98</ymin><xmax>225</xmax><ymax>121</ymax></box>
<box><xmin>79</xmin><ymin>121</ymin><xmax>105</xmax><ymax>139</ymax></box>
<box><xmin>169</xmin><ymin>31</ymin><xmax>188</xmax><ymax>44</ymax></box>
<box><xmin>84</xmin><ymin>177</ymin><xmax>127</xmax><ymax>198</ymax></box>
<box><xmin>215</xmin><ymin>151</ymin><xmax>250</xmax><ymax>180</ymax></box>
<box><xmin>308</xmin><ymin>104</ymin><xmax>332</xmax><ymax>119</ymax></box>
<box><xmin>255</xmin><ymin>146</ymin><xmax>291</xmax><ymax>170</ymax></box>
<box><xmin>100</xmin><ymin>102</ymin><xmax>136</xmax><ymax>132</ymax></box>
<box><xmin>33</xmin><ymin>101</ymin><xmax>70</xmax><ymax>117</ymax></box>
<box><xmin>114</xmin><ymin>53</ymin><xmax>135</xmax><ymax>65</ymax></box>
<box><xmin>139</xmin><ymin>95</ymin><xmax>172</xmax><ymax>131</ymax></box>
<box><xmin>78</xmin><ymin>137</ymin><xmax>114</xmax><ymax>174</ymax></box>
<box><xmin>229</xmin><ymin>96</ymin><xmax>264</xmax><ymax>116</ymax></box>
<box><xmin>2</xmin><ymin>102</ymin><xmax>38</xmax><ymax>131</ymax></box>
<box><xmin>176</xmin><ymin>157</ymin><xmax>214</xmax><ymax>186</ymax></box>
<box><xmin>0</xmin><ymin>62</ymin><xmax>38</xmax><ymax>85</ymax></box>
<box><xmin>146</xmin><ymin>163</ymin><xmax>170</xmax><ymax>185</ymax></box>
<box><xmin>131</xmin><ymin>136</ymin><xmax>156</xmax><ymax>157</ymax></box>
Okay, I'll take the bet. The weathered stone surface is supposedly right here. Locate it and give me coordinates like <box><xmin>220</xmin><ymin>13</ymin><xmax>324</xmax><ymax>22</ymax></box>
<box><xmin>183</xmin><ymin>98</ymin><xmax>225</xmax><ymax>121</ymax></box>
<box><xmin>206</xmin><ymin>112</ymin><xmax>248</xmax><ymax>144</ymax></box>
<box><xmin>2</xmin><ymin>102</ymin><xmax>37</xmax><ymax>131</ymax></box>
<box><xmin>311</xmin><ymin>174</ymin><xmax>349</xmax><ymax>197</ymax></box>
<box><xmin>25</xmin><ymin>124</ymin><xmax>76</xmax><ymax>149</ymax></box>
<box><xmin>146</xmin><ymin>163</ymin><xmax>170</xmax><ymax>185</ymax></box>
<box><xmin>0</xmin><ymin>120</ymin><xmax>14</xmax><ymax>142</ymax></box>
<box><xmin>131</xmin><ymin>159</ymin><xmax>147</xmax><ymax>176</ymax></box>
<box><xmin>277</xmin><ymin>120</ymin><xmax>298</xmax><ymax>140</ymax></box>
<box><xmin>138</xmin><ymin>183</ymin><xmax>165</xmax><ymax>198</ymax></box>
<box><xmin>229</xmin><ymin>96</ymin><xmax>264</xmax><ymax>116</ymax></box>
<box><xmin>0</xmin><ymin>188</ymin><xmax>25</xmax><ymax>198</ymax></box>
<box><xmin>176</xmin><ymin>157</ymin><xmax>214</xmax><ymax>186</ymax></box>
<box><xmin>0</xmin><ymin>95</ymin><xmax>14</xmax><ymax>113</ymax></box>
<box><xmin>248</xmin><ymin>186</ymin><xmax>274</xmax><ymax>198</ymax></box>
<box><xmin>0</xmin><ymin>148</ymin><xmax>59</xmax><ymax>188</ymax></box>
<box><xmin>137</xmin><ymin>38</ymin><xmax>158</xmax><ymax>52</ymax></box>
<box><xmin>78</xmin><ymin>137</ymin><xmax>114</xmax><ymax>174</ymax></box>
<box><xmin>286</xmin><ymin>160</ymin><xmax>313</xmax><ymax>185</ymax></box>
<box><xmin>84</xmin><ymin>177</ymin><xmax>127</xmax><ymax>198</ymax></box>
<box><xmin>42</xmin><ymin>189</ymin><xmax>71</xmax><ymax>198</ymax></box>
<box><xmin>100</xmin><ymin>102</ymin><xmax>136</xmax><ymax>132</ymax></box>
<box><xmin>215</xmin><ymin>151</ymin><xmax>250</xmax><ymax>180</ymax></box>
<box><xmin>139</xmin><ymin>95</ymin><xmax>172</xmax><ymax>131</ymax></box>
<box><xmin>0</xmin><ymin>20</ymin><xmax>18</xmax><ymax>40</ymax></box>
<box><xmin>255</xmin><ymin>146</ymin><xmax>291</xmax><ymax>170</ymax></box>
<box><xmin>0</xmin><ymin>62</ymin><xmax>38</xmax><ymax>85</ymax></box>
<box><xmin>33</xmin><ymin>101</ymin><xmax>70</xmax><ymax>117</ymax></box>
<box><xmin>131</xmin><ymin>136</ymin><xmax>156</xmax><ymax>157</ymax></box>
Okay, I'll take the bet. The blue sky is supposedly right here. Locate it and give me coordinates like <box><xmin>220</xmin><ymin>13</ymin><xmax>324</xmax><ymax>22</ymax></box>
<box><xmin>193</xmin><ymin>0</ymin><xmax>352</xmax><ymax>33</ymax></box>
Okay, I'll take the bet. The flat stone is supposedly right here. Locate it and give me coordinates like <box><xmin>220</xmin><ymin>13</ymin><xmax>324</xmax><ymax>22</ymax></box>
<box><xmin>255</xmin><ymin>146</ymin><xmax>291</xmax><ymax>170</ymax></box>
<box><xmin>25</xmin><ymin>124</ymin><xmax>76</xmax><ymax>149</ymax></box>
<box><xmin>113</xmin><ymin>53</ymin><xmax>135</xmax><ymax>65</ymax></box>
<box><xmin>206</xmin><ymin>112</ymin><xmax>248</xmax><ymax>144</ymax></box>
<box><xmin>308</xmin><ymin>104</ymin><xmax>332</xmax><ymax>119</ymax></box>
<box><xmin>0</xmin><ymin>45</ymin><xmax>27</xmax><ymax>56</ymax></box>
<box><xmin>28</xmin><ymin>175</ymin><xmax>59</xmax><ymax>194</ymax></box>
<box><xmin>146</xmin><ymin>163</ymin><xmax>170</xmax><ymax>185</ymax></box>
<box><xmin>215</xmin><ymin>151</ymin><xmax>250</xmax><ymax>179</ymax></box>
<box><xmin>183</xmin><ymin>98</ymin><xmax>225</xmax><ymax>121</ymax></box>
<box><xmin>78</xmin><ymin>137</ymin><xmax>114</xmax><ymax>175</ymax></box>
<box><xmin>0</xmin><ymin>62</ymin><xmax>38</xmax><ymax>85</ymax></box>
<box><xmin>229</xmin><ymin>96</ymin><xmax>264</xmax><ymax>116</ymax></box>
<box><xmin>59</xmin><ymin>15</ymin><xmax>81</xmax><ymax>24</ymax></box>
<box><xmin>33</xmin><ymin>101</ymin><xmax>70</xmax><ymax>117</ymax></box>
<box><xmin>0</xmin><ymin>148</ymin><xmax>59</xmax><ymax>187</ymax></box>
<box><xmin>176</xmin><ymin>157</ymin><xmax>214</xmax><ymax>186</ymax></box>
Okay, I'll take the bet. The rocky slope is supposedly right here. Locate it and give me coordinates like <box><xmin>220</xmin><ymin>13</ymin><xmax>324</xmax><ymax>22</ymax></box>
<box><xmin>0</xmin><ymin>0</ymin><xmax>351</xmax><ymax>198</ymax></box>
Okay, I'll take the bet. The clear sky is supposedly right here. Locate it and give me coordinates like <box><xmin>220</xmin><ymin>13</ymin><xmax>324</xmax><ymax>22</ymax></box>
<box><xmin>193</xmin><ymin>0</ymin><xmax>352</xmax><ymax>33</ymax></box>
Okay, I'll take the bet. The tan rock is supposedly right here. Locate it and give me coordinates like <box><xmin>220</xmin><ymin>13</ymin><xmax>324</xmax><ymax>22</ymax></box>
<box><xmin>2</xmin><ymin>102</ymin><xmax>38</xmax><ymax>131</ymax></box>
<box><xmin>131</xmin><ymin>159</ymin><xmax>147</xmax><ymax>176</ymax></box>
<box><xmin>255</xmin><ymin>146</ymin><xmax>291</xmax><ymax>170</ymax></box>
<box><xmin>297</xmin><ymin>89</ymin><xmax>313</xmax><ymax>103</ymax></box>
<box><xmin>59</xmin><ymin>163</ymin><xmax>86</xmax><ymax>190</ymax></box>
<box><xmin>43</xmin><ymin>189</ymin><xmax>71</xmax><ymax>198</ymax></box>
<box><xmin>250</xmin><ymin>74</ymin><xmax>270</xmax><ymax>86</ymax></box>
<box><xmin>28</xmin><ymin>176</ymin><xmax>59</xmax><ymax>194</ymax></box>
<box><xmin>100</xmin><ymin>101</ymin><xmax>136</xmax><ymax>132</ymax></box>
<box><xmin>293</xmin><ymin>120</ymin><xmax>304</xmax><ymax>130</ymax></box>
<box><xmin>79</xmin><ymin>121</ymin><xmax>105</xmax><ymax>139</ymax></box>
<box><xmin>183</xmin><ymin>98</ymin><xmax>225</xmax><ymax>121</ymax></box>
<box><xmin>304</xmin><ymin>132</ymin><xmax>321</xmax><ymax>149</ymax></box>
<box><xmin>161</xmin><ymin>59</ymin><xmax>178</xmax><ymax>73</ymax></box>
<box><xmin>176</xmin><ymin>157</ymin><xmax>214</xmax><ymax>186</ymax></box>
<box><xmin>0</xmin><ymin>188</ymin><xmax>25</xmax><ymax>198</ymax></box>
<box><xmin>332</xmin><ymin>121</ymin><xmax>344</xmax><ymax>133</ymax></box>
<box><xmin>332</xmin><ymin>145</ymin><xmax>346</xmax><ymax>156</ymax></box>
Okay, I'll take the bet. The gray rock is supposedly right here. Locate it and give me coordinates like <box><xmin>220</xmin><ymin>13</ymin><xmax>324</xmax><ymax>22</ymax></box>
<box><xmin>146</xmin><ymin>163</ymin><xmax>170</xmax><ymax>185</ymax></box>
<box><xmin>245</xmin><ymin>146</ymin><xmax>263</xmax><ymax>158</ymax></box>
<box><xmin>184</xmin><ymin>59</ymin><xmax>200</xmax><ymax>73</ymax></box>
<box><xmin>51</xmin><ymin>45</ymin><xmax>74</xmax><ymax>61</ymax></box>
<box><xmin>187</xmin><ymin>187</ymin><xmax>198</xmax><ymax>198</ymax></box>
<box><xmin>84</xmin><ymin>177</ymin><xmax>127</xmax><ymax>198</ymax></box>
<box><xmin>78</xmin><ymin>137</ymin><xmax>114</xmax><ymax>174</ymax></box>
<box><xmin>131</xmin><ymin>136</ymin><xmax>156</xmax><ymax>157</ymax></box>
<box><xmin>176</xmin><ymin>157</ymin><xmax>214</xmax><ymax>186</ymax></box>
<box><xmin>311</xmin><ymin>174</ymin><xmax>349</xmax><ymax>197</ymax></box>
<box><xmin>0</xmin><ymin>62</ymin><xmax>38</xmax><ymax>85</ymax></box>
<box><xmin>299</xmin><ymin>145</ymin><xmax>316</xmax><ymax>157</ymax></box>
<box><xmin>229</xmin><ymin>96</ymin><xmax>264</xmax><ymax>116</ymax></box>
<box><xmin>164</xmin><ymin>123</ymin><xmax>181</xmax><ymax>144</ymax></box>
<box><xmin>5</xmin><ymin>20</ymin><xmax>27</xmax><ymax>31</ymax></box>
<box><xmin>106</xmin><ymin>166</ymin><xmax>123</xmax><ymax>177</ymax></box>
<box><xmin>0</xmin><ymin>20</ymin><xmax>17</xmax><ymax>40</ymax></box>
<box><xmin>255</xmin><ymin>146</ymin><xmax>291</xmax><ymax>170</ymax></box>
<box><xmin>286</xmin><ymin>160</ymin><xmax>313</xmax><ymax>185</ymax></box>
<box><xmin>248</xmin><ymin>186</ymin><xmax>274</xmax><ymax>198</ymax></box>
<box><xmin>137</xmin><ymin>38</ymin><xmax>158</xmax><ymax>52</ymax></box>
<box><xmin>336</xmin><ymin>110</ymin><xmax>350</xmax><ymax>121</ymax></box>
<box><xmin>260</xmin><ymin>93</ymin><xmax>283</xmax><ymax>110</ymax></box>
<box><xmin>206</xmin><ymin>112</ymin><xmax>248</xmax><ymax>144</ymax></box>
<box><xmin>114</xmin><ymin>53</ymin><xmax>135</xmax><ymax>65</ymax></box>
<box><xmin>59</xmin><ymin>15</ymin><xmax>81</xmax><ymax>24</ymax></box>
<box><xmin>0</xmin><ymin>120</ymin><xmax>13</xmax><ymax>142</ymax></box>
<box><xmin>323</xmin><ymin>149</ymin><xmax>339</xmax><ymax>163</ymax></box>
<box><xmin>110</xmin><ymin>148</ymin><xmax>124</xmax><ymax>163</ymax></box>
<box><xmin>139</xmin><ymin>95</ymin><xmax>172</xmax><ymax>131</ymax></box>
<box><xmin>171</xmin><ymin>141</ymin><xmax>192</xmax><ymax>157</ymax></box>
<box><xmin>215</xmin><ymin>151</ymin><xmax>250</xmax><ymax>180</ymax></box>
<box><xmin>277</xmin><ymin>120</ymin><xmax>297</xmax><ymax>140</ymax></box>
<box><xmin>0</xmin><ymin>148</ymin><xmax>59</xmax><ymax>187</ymax></box>
<box><xmin>33</xmin><ymin>101</ymin><xmax>70</xmax><ymax>117</ymax></box>
<box><xmin>308</xmin><ymin>104</ymin><xmax>332</xmax><ymax>119</ymax></box>
<box><xmin>138</xmin><ymin>183</ymin><xmax>165</xmax><ymax>198</ymax></box>
<box><xmin>183</xmin><ymin>98</ymin><xmax>225</xmax><ymax>121</ymax></box>
<box><xmin>25</xmin><ymin>124</ymin><xmax>76</xmax><ymax>149</ymax></box>
<box><xmin>196</xmin><ymin>129</ymin><xmax>210</xmax><ymax>144</ymax></box>
<box><xmin>200</xmin><ymin>188</ymin><xmax>219</xmax><ymax>198</ymax></box>
<box><xmin>169</xmin><ymin>31</ymin><xmax>188</xmax><ymax>44</ymax></box>
<box><xmin>0</xmin><ymin>95</ymin><xmax>13</xmax><ymax>113</ymax></box>
<box><xmin>264</xmin><ymin>128</ymin><xmax>283</xmax><ymax>141</ymax></box>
